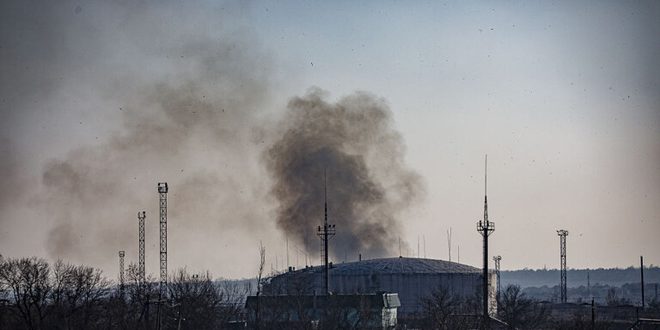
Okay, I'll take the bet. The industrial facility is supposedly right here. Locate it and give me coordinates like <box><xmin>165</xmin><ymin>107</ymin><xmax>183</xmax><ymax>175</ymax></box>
<box><xmin>261</xmin><ymin>257</ymin><xmax>497</xmax><ymax>319</ymax></box>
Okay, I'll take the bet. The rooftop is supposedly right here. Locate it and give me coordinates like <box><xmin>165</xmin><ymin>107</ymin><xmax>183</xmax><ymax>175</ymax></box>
<box><xmin>283</xmin><ymin>257</ymin><xmax>480</xmax><ymax>277</ymax></box>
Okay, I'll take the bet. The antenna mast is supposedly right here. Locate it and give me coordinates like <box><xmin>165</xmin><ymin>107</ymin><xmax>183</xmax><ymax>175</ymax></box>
<box><xmin>138</xmin><ymin>211</ymin><xmax>146</xmax><ymax>286</ymax></box>
<box><xmin>557</xmin><ymin>229</ymin><xmax>569</xmax><ymax>303</ymax></box>
<box><xmin>317</xmin><ymin>169</ymin><xmax>335</xmax><ymax>295</ymax></box>
<box><xmin>118</xmin><ymin>250</ymin><xmax>125</xmax><ymax>296</ymax></box>
<box><xmin>158</xmin><ymin>182</ymin><xmax>169</xmax><ymax>292</ymax></box>
<box><xmin>476</xmin><ymin>155</ymin><xmax>495</xmax><ymax>326</ymax></box>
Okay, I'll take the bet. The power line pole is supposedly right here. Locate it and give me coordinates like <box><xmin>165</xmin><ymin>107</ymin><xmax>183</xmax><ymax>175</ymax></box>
<box><xmin>138</xmin><ymin>211</ymin><xmax>146</xmax><ymax>286</ymax></box>
<box><xmin>641</xmin><ymin>256</ymin><xmax>645</xmax><ymax>308</ymax></box>
<box><xmin>476</xmin><ymin>155</ymin><xmax>495</xmax><ymax>327</ymax></box>
<box><xmin>587</xmin><ymin>270</ymin><xmax>591</xmax><ymax>298</ymax></box>
<box><xmin>447</xmin><ymin>227</ymin><xmax>452</xmax><ymax>262</ymax></box>
<box><xmin>557</xmin><ymin>229</ymin><xmax>569</xmax><ymax>303</ymax></box>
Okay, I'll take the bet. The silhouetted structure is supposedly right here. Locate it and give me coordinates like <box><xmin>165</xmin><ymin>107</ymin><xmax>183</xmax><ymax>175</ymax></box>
<box><xmin>494</xmin><ymin>255</ymin><xmax>502</xmax><ymax>300</ymax></box>
<box><xmin>557</xmin><ymin>229</ymin><xmax>569</xmax><ymax>303</ymax></box>
<box><xmin>641</xmin><ymin>255</ymin><xmax>645</xmax><ymax>308</ymax></box>
<box><xmin>316</xmin><ymin>172</ymin><xmax>335</xmax><ymax>295</ymax></box>
<box><xmin>158</xmin><ymin>182</ymin><xmax>168</xmax><ymax>290</ymax></box>
<box><xmin>138</xmin><ymin>210</ymin><xmax>146</xmax><ymax>285</ymax></box>
<box><xmin>477</xmin><ymin>155</ymin><xmax>495</xmax><ymax>325</ymax></box>
<box><xmin>118</xmin><ymin>250</ymin><xmax>125</xmax><ymax>294</ymax></box>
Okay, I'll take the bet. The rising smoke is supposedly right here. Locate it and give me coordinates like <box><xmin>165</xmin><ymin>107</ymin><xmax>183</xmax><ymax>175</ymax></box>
<box><xmin>266</xmin><ymin>89</ymin><xmax>423</xmax><ymax>259</ymax></box>
<box><xmin>0</xmin><ymin>0</ymin><xmax>422</xmax><ymax>277</ymax></box>
<box><xmin>0</xmin><ymin>0</ymin><xmax>273</xmax><ymax>277</ymax></box>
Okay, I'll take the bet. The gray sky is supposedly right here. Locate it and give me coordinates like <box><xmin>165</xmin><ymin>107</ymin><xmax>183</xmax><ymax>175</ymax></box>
<box><xmin>1</xmin><ymin>0</ymin><xmax>659</xmax><ymax>279</ymax></box>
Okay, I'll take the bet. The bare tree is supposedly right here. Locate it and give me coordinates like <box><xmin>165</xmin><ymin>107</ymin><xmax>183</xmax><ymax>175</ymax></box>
<box><xmin>254</xmin><ymin>242</ymin><xmax>266</xmax><ymax>330</ymax></box>
<box><xmin>161</xmin><ymin>268</ymin><xmax>234</xmax><ymax>329</ymax></box>
<box><xmin>124</xmin><ymin>263</ymin><xmax>159</xmax><ymax>330</ymax></box>
<box><xmin>605</xmin><ymin>287</ymin><xmax>629</xmax><ymax>306</ymax></box>
<box><xmin>418</xmin><ymin>286</ymin><xmax>475</xmax><ymax>330</ymax></box>
<box><xmin>497</xmin><ymin>285</ymin><xmax>548</xmax><ymax>329</ymax></box>
<box><xmin>0</xmin><ymin>257</ymin><xmax>52</xmax><ymax>330</ymax></box>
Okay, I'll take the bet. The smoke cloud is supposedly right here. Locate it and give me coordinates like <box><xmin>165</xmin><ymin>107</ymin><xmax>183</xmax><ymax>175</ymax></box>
<box><xmin>1</xmin><ymin>0</ymin><xmax>422</xmax><ymax>276</ymax></box>
<box><xmin>265</xmin><ymin>89</ymin><xmax>423</xmax><ymax>259</ymax></box>
<box><xmin>0</xmin><ymin>0</ymin><xmax>274</xmax><ymax>277</ymax></box>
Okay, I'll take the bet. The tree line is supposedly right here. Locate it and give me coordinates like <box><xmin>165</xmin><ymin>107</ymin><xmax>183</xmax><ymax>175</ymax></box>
<box><xmin>419</xmin><ymin>284</ymin><xmax>660</xmax><ymax>330</ymax></box>
<box><xmin>0</xmin><ymin>255</ymin><xmax>248</xmax><ymax>330</ymax></box>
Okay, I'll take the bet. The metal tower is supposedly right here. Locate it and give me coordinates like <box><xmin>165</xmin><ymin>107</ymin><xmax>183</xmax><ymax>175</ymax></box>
<box><xmin>557</xmin><ymin>229</ymin><xmax>569</xmax><ymax>303</ymax></box>
<box><xmin>493</xmin><ymin>255</ymin><xmax>502</xmax><ymax>300</ymax></box>
<box><xmin>641</xmin><ymin>256</ymin><xmax>645</xmax><ymax>308</ymax></box>
<box><xmin>316</xmin><ymin>171</ymin><xmax>335</xmax><ymax>296</ymax></box>
<box><xmin>158</xmin><ymin>182</ymin><xmax>168</xmax><ymax>291</ymax></box>
<box><xmin>138</xmin><ymin>211</ymin><xmax>146</xmax><ymax>285</ymax></box>
<box><xmin>476</xmin><ymin>155</ymin><xmax>495</xmax><ymax>325</ymax></box>
<box><xmin>118</xmin><ymin>251</ymin><xmax>125</xmax><ymax>294</ymax></box>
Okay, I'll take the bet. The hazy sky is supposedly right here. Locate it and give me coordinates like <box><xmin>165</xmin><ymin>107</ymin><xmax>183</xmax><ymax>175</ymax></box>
<box><xmin>1</xmin><ymin>0</ymin><xmax>659</xmax><ymax>280</ymax></box>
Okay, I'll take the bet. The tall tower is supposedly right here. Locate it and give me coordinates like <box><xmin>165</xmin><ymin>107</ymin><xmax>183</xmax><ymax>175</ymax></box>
<box><xmin>557</xmin><ymin>229</ymin><xmax>569</xmax><ymax>303</ymax></box>
<box><xmin>118</xmin><ymin>250</ymin><xmax>125</xmax><ymax>294</ymax></box>
<box><xmin>316</xmin><ymin>171</ymin><xmax>335</xmax><ymax>295</ymax></box>
<box><xmin>158</xmin><ymin>182</ymin><xmax>168</xmax><ymax>292</ymax></box>
<box><xmin>476</xmin><ymin>155</ymin><xmax>495</xmax><ymax>325</ymax></box>
<box><xmin>493</xmin><ymin>255</ymin><xmax>502</xmax><ymax>300</ymax></box>
<box><xmin>138</xmin><ymin>211</ymin><xmax>146</xmax><ymax>285</ymax></box>
<box><xmin>641</xmin><ymin>256</ymin><xmax>645</xmax><ymax>308</ymax></box>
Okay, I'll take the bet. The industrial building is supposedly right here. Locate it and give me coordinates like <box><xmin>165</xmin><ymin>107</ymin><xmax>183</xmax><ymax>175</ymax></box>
<box><xmin>262</xmin><ymin>257</ymin><xmax>497</xmax><ymax>318</ymax></box>
<box><xmin>245</xmin><ymin>293</ymin><xmax>401</xmax><ymax>329</ymax></box>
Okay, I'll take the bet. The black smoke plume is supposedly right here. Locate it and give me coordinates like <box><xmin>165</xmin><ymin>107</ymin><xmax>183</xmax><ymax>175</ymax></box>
<box><xmin>266</xmin><ymin>89</ymin><xmax>423</xmax><ymax>259</ymax></box>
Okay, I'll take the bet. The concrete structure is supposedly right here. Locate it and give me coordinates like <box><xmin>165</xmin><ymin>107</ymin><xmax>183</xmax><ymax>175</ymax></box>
<box><xmin>245</xmin><ymin>293</ymin><xmax>400</xmax><ymax>329</ymax></box>
<box><xmin>263</xmin><ymin>257</ymin><xmax>496</xmax><ymax>317</ymax></box>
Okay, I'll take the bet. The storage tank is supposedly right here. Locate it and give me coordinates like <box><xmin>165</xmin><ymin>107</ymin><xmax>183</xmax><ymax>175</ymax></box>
<box><xmin>263</xmin><ymin>257</ymin><xmax>497</xmax><ymax>317</ymax></box>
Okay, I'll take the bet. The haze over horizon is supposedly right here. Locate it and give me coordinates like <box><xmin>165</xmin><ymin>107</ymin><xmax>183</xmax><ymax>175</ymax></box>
<box><xmin>1</xmin><ymin>0</ymin><xmax>659</xmax><ymax>280</ymax></box>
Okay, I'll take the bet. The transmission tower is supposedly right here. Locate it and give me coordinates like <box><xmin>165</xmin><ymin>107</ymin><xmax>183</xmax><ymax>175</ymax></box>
<box><xmin>641</xmin><ymin>256</ymin><xmax>645</xmax><ymax>308</ymax></box>
<box><xmin>158</xmin><ymin>182</ymin><xmax>168</xmax><ymax>292</ymax></box>
<box><xmin>118</xmin><ymin>250</ymin><xmax>125</xmax><ymax>295</ymax></box>
<box><xmin>316</xmin><ymin>171</ymin><xmax>335</xmax><ymax>296</ymax></box>
<box><xmin>476</xmin><ymin>155</ymin><xmax>495</xmax><ymax>325</ymax></box>
<box><xmin>138</xmin><ymin>211</ymin><xmax>146</xmax><ymax>285</ymax></box>
<box><xmin>557</xmin><ymin>229</ymin><xmax>569</xmax><ymax>303</ymax></box>
<box><xmin>493</xmin><ymin>255</ymin><xmax>502</xmax><ymax>300</ymax></box>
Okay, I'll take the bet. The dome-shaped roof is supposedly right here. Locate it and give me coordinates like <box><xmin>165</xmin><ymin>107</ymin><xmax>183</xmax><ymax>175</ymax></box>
<box><xmin>286</xmin><ymin>257</ymin><xmax>480</xmax><ymax>277</ymax></box>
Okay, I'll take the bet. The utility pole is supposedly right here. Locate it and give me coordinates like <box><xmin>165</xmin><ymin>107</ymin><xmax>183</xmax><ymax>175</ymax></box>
<box><xmin>447</xmin><ymin>227</ymin><xmax>452</xmax><ymax>262</ymax></box>
<box><xmin>138</xmin><ymin>211</ymin><xmax>146</xmax><ymax>286</ymax></box>
<box><xmin>641</xmin><ymin>256</ymin><xmax>645</xmax><ymax>308</ymax></box>
<box><xmin>557</xmin><ymin>229</ymin><xmax>569</xmax><ymax>303</ymax></box>
<box><xmin>316</xmin><ymin>171</ymin><xmax>335</xmax><ymax>295</ymax></box>
<box><xmin>591</xmin><ymin>298</ymin><xmax>595</xmax><ymax>329</ymax></box>
<box><xmin>476</xmin><ymin>155</ymin><xmax>495</xmax><ymax>327</ymax></box>
<box><xmin>587</xmin><ymin>269</ymin><xmax>591</xmax><ymax>299</ymax></box>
